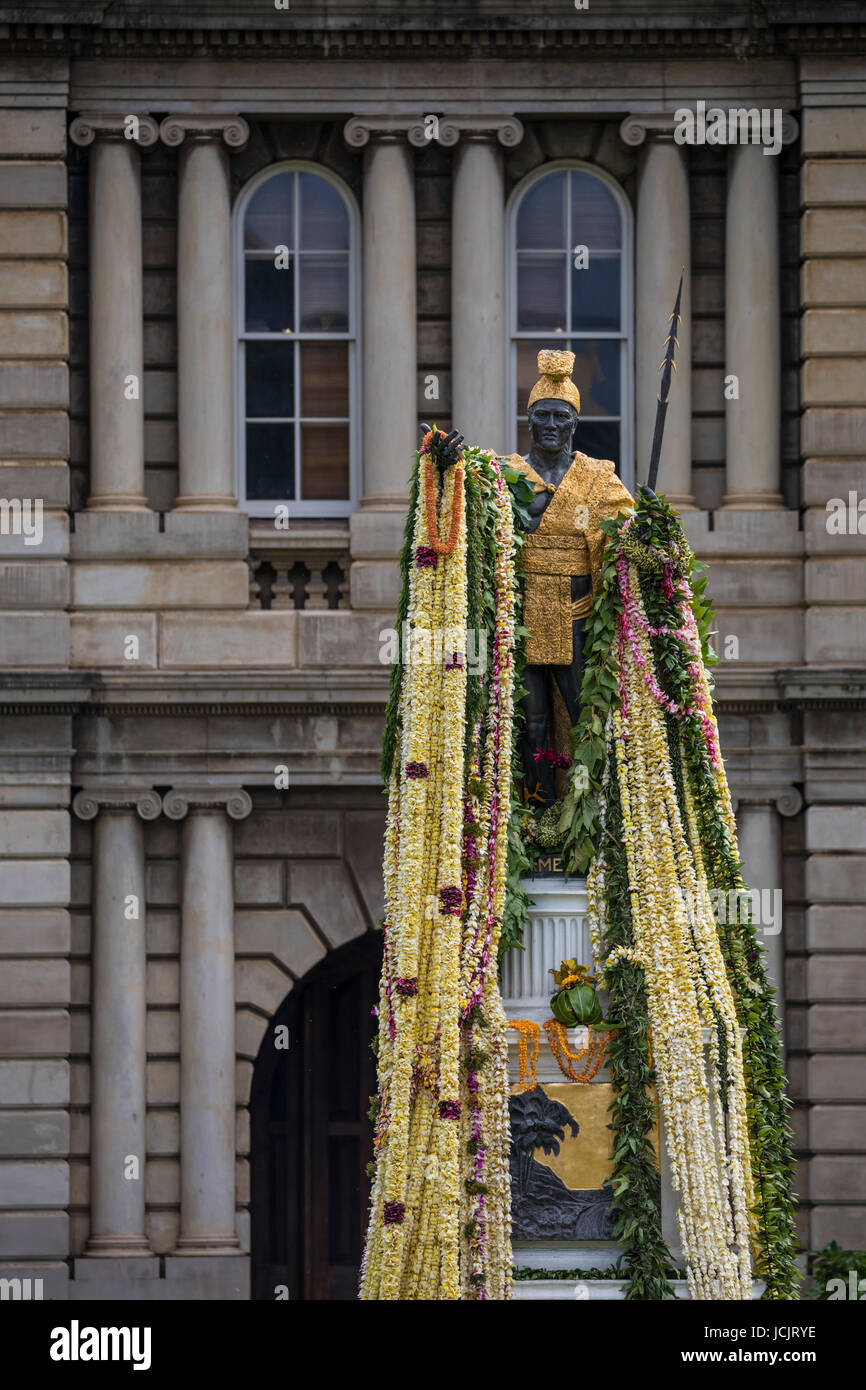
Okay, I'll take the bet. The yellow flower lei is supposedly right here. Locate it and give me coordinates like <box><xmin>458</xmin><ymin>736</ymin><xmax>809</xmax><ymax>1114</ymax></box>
<box><xmin>361</xmin><ymin>451</ymin><xmax>516</xmax><ymax>1301</ymax></box>
<box><xmin>610</xmin><ymin>564</ymin><xmax>755</xmax><ymax>1300</ymax></box>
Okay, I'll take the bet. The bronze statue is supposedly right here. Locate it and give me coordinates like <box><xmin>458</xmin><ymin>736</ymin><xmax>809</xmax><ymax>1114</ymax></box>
<box><xmin>426</xmin><ymin>349</ymin><xmax>633</xmax><ymax>806</ymax></box>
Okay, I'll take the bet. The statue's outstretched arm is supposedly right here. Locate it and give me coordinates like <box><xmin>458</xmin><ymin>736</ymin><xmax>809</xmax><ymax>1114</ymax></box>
<box><xmin>420</xmin><ymin>423</ymin><xmax>465</xmax><ymax>470</ymax></box>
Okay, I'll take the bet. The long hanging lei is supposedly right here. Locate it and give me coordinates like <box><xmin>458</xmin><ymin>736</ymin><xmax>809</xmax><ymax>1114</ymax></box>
<box><xmin>361</xmin><ymin>443</ymin><xmax>518</xmax><ymax>1301</ymax></box>
<box><xmin>568</xmin><ymin>489</ymin><xmax>798</xmax><ymax>1300</ymax></box>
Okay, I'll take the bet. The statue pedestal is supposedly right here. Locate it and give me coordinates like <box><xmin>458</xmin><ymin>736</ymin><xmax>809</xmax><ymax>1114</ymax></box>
<box><xmin>502</xmin><ymin>873</ymin><xmax>682</xmax><ymax>1290</ymax></box>
<box><xmin>501</xmin><ymin>875</ymin><xmax>591</xmax><ymax>1024</ymax></box>
<box><xmin>501</xmin><ymin>875</ymin><xmax>759</xmax><ymax>1296</ymax></box>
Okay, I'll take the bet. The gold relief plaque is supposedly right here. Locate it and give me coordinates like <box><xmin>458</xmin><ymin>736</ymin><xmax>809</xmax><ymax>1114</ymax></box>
<box><xmin>508</xmin><ymin>1082</ymin><xmax>661</xmax><ymax>1241</ymax></box>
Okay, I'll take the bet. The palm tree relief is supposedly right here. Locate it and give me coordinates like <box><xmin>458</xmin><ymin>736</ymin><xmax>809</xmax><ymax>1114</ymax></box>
<box><xmin>508</xmin><ymin>1089</ymin><xmax>615</xmax><ymax>1241</ymax></box>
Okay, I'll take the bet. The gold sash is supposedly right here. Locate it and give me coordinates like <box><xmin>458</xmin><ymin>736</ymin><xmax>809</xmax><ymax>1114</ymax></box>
<box><xmin>507</xmin><ymin>451</ymin><xmax>633</xmax><ymax>665</ymax></box>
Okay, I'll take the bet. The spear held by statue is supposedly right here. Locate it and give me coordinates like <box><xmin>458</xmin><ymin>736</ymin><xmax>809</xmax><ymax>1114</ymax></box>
<box><xmin>643</xmin><ymin>268</ymin><xmax>684</xmax><ymax>497</ymax></box>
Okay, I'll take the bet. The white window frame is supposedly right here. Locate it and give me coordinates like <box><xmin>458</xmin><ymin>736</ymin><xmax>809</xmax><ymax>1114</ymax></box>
<box><xmin>506</xmin><ymin>159</ymin><xmax>635</xmax><ymax>495</ymax></box>
<box><xmin>232</xmin><ymin>160</ymin><xmax>362</xmax><ymax>518</ymax></box>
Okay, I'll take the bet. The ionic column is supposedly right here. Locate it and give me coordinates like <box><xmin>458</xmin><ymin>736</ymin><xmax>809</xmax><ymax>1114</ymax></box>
<box><xmin>341</xmin><ymin>119</ymin><xmax>420</xmax><ymax>606</ymax></box>
<box><xmin>164</xmin><ymin>787</ymin><xmax>252</xmax><ymax>1254</ymax></box>
<box><xmin>72</xmin><ymin>787</ymin><xmax>162</xmax><ymax>1255</ymax></box>
<box><xmin>70</xmin><ymin>115</ymin><xmax>158</xmax><ymax>511</ymax></box>
<box><xmin>355</xmin><ymin>129</ymin><xmax>418</xmax><ymax>509</ymax></box>
<box><xmin>621</xmin><ymin>119</ymin><xmax>694</xmax><ymax>507</ymax></box>
<box><xmin>721</xmin><ymin>145</ymin><xmax>783</xmax><ymax>509</ymax></box>
<box><xmin>159</xmin><ymin>116</ymin><xmax>250</xmax><ymax>511</ymax></box>
<box><xmin>450</xmin><ymin>120</ymin><xmax>523</xmax><ymax>454</ymax></box>
<box><xmin>734</xmin><ymin>789</ymin><xmax>802</xmax><ymax>1040</ymax></box>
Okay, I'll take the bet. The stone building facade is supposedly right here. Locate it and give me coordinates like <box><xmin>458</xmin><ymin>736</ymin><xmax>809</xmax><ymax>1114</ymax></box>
<box><xmin>0</xmin><ymin>2</ymin><xmax>864</xmax><ymax>1299</ymax></box>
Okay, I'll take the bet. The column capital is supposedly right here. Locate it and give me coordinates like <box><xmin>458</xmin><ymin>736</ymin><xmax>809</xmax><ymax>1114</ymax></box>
<box><xmin>163</xmin><ymin>786</ymin><xmax>252</xmax><ymax>821</ymax></box>
<box><xmin>730</xmin><ymin>787</ymin><xmax>803</xmax><ymax>819</ymax></box>
<box><xmin>619</xmin><ymin>114</ymin><xmax>680</xmax><ymax>147</ymax></box>
<box><xmin>70</xmin><ymin>113</ymin><xmax>159</xmax><ymax>148</ymax></box>
<box><xmin>620</xmin><ymin>110</ymin><xmax>798</xmax><ymax>149</ymax></box>
<box><xmin>344</xmin><ymin>113</ymin><xmax>523</xmax><ymax>150</ymax></box>
<box><xmin>72</xmin><ymin>787</ymin><xmax>162</xmax><ymax>821</ymax></box>
<box><xmin>159</xmin><ymin>114</ymin><xmax>250</xmax><ymax>150</ymax></box>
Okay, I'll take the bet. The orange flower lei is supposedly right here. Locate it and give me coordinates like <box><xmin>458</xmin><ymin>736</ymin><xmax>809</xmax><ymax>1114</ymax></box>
<box><xmin>507</xmin><ymin>1019</ymin><xmax>541</xmax><ymax>1090</ymax></box>
<box><xmin>543</xmin><ymin>1021</ymin><xmax>610</xmax><ymax>1083</ymax></box>
<box><xmin>421</xmin><ymin>437</ymin><xmax>464</xmax><ymax>558</ymax></box>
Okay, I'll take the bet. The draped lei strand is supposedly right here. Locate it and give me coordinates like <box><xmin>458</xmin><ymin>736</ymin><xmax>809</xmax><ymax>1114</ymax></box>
<box><xmin>360</xmin><ymin>445</ymin><xmax>516</xmax><ymax>1301</ymax></box>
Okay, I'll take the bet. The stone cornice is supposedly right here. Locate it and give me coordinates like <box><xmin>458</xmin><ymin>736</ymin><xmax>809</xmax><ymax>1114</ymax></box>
<box><xmin>163</xmin><ymin>786</ymin><xmax>253</xmax><ymax>820</ymax></box>
<box><xmin>343</xmin><ymin>114</ymin><xmax>523</xmax><ymax>149</ymax></box>
<box><xmin>159</xmin><ymin>114</ymin><xmax>250</xmax><ymax>149</ymax></box>
<box><xmin>72</xmin><ymin>787</ymin><xmax>162</xmax><ymax>820</ymax></box>
<box><xmin>5</xmin><ymin>13</ymin><xmax>866</xmax><ymax>63</ymax></box>
<box><xmin>69</xmin><ymin>112</ymin><xmax>159</xmax><ymax>147</ymax></box>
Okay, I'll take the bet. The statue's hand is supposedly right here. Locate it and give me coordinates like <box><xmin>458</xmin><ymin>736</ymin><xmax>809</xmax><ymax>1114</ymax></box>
<box><xmin>421</xmin><ymin>423</ymin><xmax>465</xmax><ymax>470</ymax></box>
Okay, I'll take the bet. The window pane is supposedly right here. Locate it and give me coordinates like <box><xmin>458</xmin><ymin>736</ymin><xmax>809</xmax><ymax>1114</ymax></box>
<box><xmin>301</xmin><ymin>423</ymin><xmax>350</xmax><ymax>500</ymax></box>
<box><xmin>245</xmin><ymin>173</ymin><xmax>293</xmax><ymax>251</ymax></box>
<box><xmin>571</xmin><ymin>253</ymin><xmax>621</xmax><ymax>332</ymax></box>
<box><xmin>300</xmin><ymin>341</ymin><xmax>349</xmax><ymax>418</ymax></box>
<box><xmin>574</xmin><ymin>419</ymin><xmax>620</xmax><ymax>466</ymax></box>
<box><xmin>246</xmin><ymin>422</ymin><xmax>295</xmax><ymax>500</ymax></box>
<box><xmin>300</xmin><ymin>173</ymin><xmax>349</xmax><ymax>251</ymax></box>
<box><xmin>571</xmin><ymin>339</ymin><xmax>621</xmax><ymax>418</ymax></box>
<box><xmin>516</xmin><ymin>171</ymin><xmax>566</xmax><ymax>250</ymax></box>
<box><xmin>245</xmin><ymin>257</ymin><xmax>294</xmax><ymax>333</ymax></box>
<box><xmin>246</xmin><ymin>341</ymin><xmax>294</xmax><ymax>419</ymax></box>
<box><xmin>570</xmin><ymin>172</ymin><xmax>622</xmax><ymax>250</ymax></box>
<box><xmin>516</xmin><ymin>254</ymin><xmax>567</xmax><ymax>332</ymax></box>
<box><xmin>298</xmin><ymin>255</ymin><xmax>349</xmax><ymax>333</ymax></box>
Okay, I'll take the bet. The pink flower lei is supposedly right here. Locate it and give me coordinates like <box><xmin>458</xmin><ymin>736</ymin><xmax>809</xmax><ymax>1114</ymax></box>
<box><xmin>616</xmin><ymin>532</ymin><xmax>721</xmax><ymax>769</ymax></box>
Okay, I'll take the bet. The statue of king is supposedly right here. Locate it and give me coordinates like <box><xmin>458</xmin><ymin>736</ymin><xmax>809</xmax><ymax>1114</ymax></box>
<box><xmin>428</xmin><ymin>348</ymin><xmax>633</xmax><ymax>805</ymax></box>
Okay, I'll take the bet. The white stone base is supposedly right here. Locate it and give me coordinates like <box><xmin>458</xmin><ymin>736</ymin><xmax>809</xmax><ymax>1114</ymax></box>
<box><xmin>513</xmin><ymin>1278</ymin><xmax>691</xmax><ymax>1300</ymax></box>
<box><xmin>513</xmin><ymin>1278</ymin><xmax>765</xmax><ymax>1301</ymax></box>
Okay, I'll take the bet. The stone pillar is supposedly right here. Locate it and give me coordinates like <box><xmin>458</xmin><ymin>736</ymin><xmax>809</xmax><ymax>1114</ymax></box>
<box><xmin>359</xmin><ymin>132</ymin><xmax>417</xmax><ymax>509</ymax></box>
<box><xmin>721</xmin><ymin>146</ymin><xmax>784</xmax><ymax>509</ymax></box>
<box><xmin>735</xmin><ymin>789</ymin><xmax>802</xmax><ymax>1039</ymax></box>
<box><xmin>451</xmin><ymin>128</ymin><xmax>516</xmax><ymax>453</ymax></box>
<box><xmin>159</xmin><ymin>116</ymin><xmax>249</xmax><ymax>511</ymax></box>
<box><xmin>164</xmin><ymin>787</ymin><xmax>252</xmax><ymax>1254</ymax></box>
<box><xmin>70</xmin><ymin>115</ymin><xmax>158</xmax><ymax>511</ymax></box>
<box><xmin>72</xmin><ymin>787</ymin><xmax>162</xmax><ymax>1255</ymax></box>
<box><xmin>621</xmin><ymin>119</ymin><xmax>694</xmax><ymax>507</ymax></box>
<box><xmin>341</xmin><ymin>119</ymin><xmax>419</xmax><ymax>608</ymax></box>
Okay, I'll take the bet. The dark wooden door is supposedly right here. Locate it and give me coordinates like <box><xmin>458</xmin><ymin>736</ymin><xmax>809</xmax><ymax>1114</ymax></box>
<box><xmin>251</xmin><ymin>932</ymin><xmax>382</xmax><ymax>1301</ymax></box>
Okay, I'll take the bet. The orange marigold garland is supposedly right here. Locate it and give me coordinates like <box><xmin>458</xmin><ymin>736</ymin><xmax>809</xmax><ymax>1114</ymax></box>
<box><xmin>544</xmin><ymin>1021</ymin><xmax>610</xmax><ymax>1083</ymax></box>
<box><xmin>421</xmin><ymin>444</ymin><xmax>464</xmax><ymax>558</ymax></box>
<box><xmin>506</xmin><ymin>1019</ymin><xmax>541</xmax><ymax>1090</ymax></box>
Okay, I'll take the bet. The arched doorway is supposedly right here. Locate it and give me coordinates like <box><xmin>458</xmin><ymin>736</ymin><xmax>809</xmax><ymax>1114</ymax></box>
<box><xmin>250</xmin><ymin>931</ymin><xmax>382</xmax><ymax>1300</ymax></box>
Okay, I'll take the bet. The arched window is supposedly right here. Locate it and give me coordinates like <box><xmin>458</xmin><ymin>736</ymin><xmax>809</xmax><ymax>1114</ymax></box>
<box><xmin>508</xmin><ymin>163</ymin><xmax>633</xmax><ymax>486</ymax></box>
<box><xmin>234</xmin><ymin>164</ymin><xmax>360</xmax><ymax>516</ymax></box>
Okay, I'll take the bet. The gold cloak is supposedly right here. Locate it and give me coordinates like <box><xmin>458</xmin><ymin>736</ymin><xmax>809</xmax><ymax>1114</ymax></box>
<box><xmin>506</xmin><ymin>450</ymin><xmax>634</xmax><ymax>666</ymax></box>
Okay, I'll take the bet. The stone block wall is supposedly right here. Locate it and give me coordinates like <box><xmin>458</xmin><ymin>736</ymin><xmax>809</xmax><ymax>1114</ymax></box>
<box><xmin>0</xmin><ymin>103</ymin><xmax>69</xmax><ymax>670</ymax></box>
<box><xmin>0</xmin><ymin>92</ymin><xmax>73</xmax><ymax>1291</ymax></box>
<box><xmin>796</xmin><ymin>90</ymin><xmax>866</xmax><ymax>1252</ymax></box>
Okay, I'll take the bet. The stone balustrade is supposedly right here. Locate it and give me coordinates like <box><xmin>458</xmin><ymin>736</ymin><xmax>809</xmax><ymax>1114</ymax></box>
<box><xmin>247</xmin><ymin>524</ymin><xmax>350</xmax><ymax>611</ymax></box>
